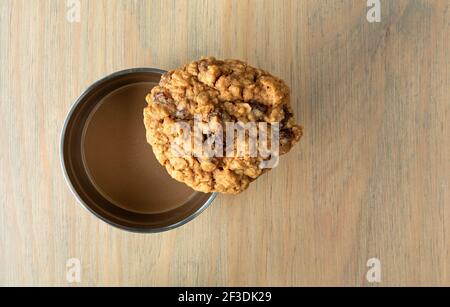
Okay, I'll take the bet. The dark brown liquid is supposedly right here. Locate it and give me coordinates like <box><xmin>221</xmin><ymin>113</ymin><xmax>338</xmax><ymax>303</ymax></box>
<box><xmin>82</xmin><ymin>82</ymin><xmax>195</xmax><ymax>214</ymax></box>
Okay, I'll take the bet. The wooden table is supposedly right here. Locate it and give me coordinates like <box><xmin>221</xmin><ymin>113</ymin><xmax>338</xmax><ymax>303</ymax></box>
<box><xmin>0</xmin><ymin>0</ymin><xmax>449</xmax><ymax>286</ymax></box>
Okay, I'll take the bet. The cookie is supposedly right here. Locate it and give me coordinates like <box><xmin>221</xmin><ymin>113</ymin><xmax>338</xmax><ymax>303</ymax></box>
<box><xmin>144</xmin><ymin>57</ymin><xmax>303</xmax><ymax>194</ymax></box>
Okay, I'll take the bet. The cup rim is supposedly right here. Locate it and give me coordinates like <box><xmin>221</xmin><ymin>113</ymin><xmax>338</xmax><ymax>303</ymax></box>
<box><xmin>60</xmin><ymin>67</ymin><xmax>217</xmax><ymax>233</ymax></box>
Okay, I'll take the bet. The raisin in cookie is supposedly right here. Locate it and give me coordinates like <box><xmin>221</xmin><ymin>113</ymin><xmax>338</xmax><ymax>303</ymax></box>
<box><xmin>144</xmin><ymin>57</ymin><xmax>303</xmax><ymax>194</ymax></box>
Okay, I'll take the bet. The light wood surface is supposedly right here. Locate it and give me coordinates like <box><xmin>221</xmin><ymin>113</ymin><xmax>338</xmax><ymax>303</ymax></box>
<box><xmin>0</xmin><ymin>0</ymin><xmax>449</xmax><ymax>286</ymax></box>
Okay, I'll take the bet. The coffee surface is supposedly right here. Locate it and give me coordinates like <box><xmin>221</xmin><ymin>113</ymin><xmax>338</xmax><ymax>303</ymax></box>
<box><xmin>83</xmin><ymin>82</ymin><xmax>196</xmax><ymax>214</ymax></box>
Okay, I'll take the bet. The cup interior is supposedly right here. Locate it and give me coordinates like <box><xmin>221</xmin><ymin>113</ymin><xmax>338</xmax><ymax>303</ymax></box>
<box><xmin>61</xmin><ymin>68</ymin><xmax>216</xmax><ymax>233</ymax></box>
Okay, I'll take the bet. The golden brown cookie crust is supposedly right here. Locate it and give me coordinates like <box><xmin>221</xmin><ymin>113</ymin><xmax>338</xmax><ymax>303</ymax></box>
<box><xmin>144</xmin><ymin>57</ymin><xmax>303</xmax><ymax>194</ymax></box>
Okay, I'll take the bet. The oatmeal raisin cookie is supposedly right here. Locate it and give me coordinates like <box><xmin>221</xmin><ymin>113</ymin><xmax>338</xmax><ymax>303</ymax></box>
<box><xmin>144</xmin><ymin>57</ymin><xmax>302</xmax><ymax>194</ymax></box>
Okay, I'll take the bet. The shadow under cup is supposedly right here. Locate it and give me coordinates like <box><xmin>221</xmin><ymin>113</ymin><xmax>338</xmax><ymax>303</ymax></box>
<box><xmin>60</xmin><ymin>68</ymin><xmax>216</xmax><ymax>233</ymax></box>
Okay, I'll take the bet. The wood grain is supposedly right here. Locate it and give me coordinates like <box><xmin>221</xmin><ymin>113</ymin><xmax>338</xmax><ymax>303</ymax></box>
<box><xmin>0</xmin><ymin>0</ymin><xmax>449</xmax><ymax>286</ymax></box>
